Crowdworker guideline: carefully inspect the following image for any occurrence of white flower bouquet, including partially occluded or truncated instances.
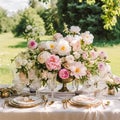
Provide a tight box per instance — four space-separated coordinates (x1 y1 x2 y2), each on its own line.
13 26 110 91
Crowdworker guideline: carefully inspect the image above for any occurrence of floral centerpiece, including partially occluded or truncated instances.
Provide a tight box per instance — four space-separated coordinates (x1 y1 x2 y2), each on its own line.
13 26 110 92
106 75 120 95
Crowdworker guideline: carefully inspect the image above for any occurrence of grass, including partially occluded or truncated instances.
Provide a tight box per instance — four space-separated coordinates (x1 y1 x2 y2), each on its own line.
0 32 120 84
0 32 52 84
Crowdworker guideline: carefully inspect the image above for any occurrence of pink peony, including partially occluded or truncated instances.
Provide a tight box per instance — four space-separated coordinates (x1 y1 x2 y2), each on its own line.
53 33 63 40
98 62 106 71
82 52 88 60
28 40 38 49
59 69 70 79
90 50 98 60
114 76 120 84
46 55 61 71
99 51 107 59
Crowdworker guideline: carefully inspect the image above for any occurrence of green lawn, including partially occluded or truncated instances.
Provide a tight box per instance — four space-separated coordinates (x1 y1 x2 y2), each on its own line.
0 32 120 84
98 46 120 76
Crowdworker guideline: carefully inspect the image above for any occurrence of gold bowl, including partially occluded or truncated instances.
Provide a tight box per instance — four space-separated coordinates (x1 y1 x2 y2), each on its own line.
57 76 74 92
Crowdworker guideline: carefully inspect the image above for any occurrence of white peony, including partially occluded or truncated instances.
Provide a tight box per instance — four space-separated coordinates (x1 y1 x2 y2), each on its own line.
70 26 81 34
65 55 75 64
37 51 51 64
81 31 94 44
56 39 71 56
45 41 56 52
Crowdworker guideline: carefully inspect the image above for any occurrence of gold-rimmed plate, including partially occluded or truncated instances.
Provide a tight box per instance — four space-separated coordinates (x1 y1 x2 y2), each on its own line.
69 95 101 107
8 96 42 108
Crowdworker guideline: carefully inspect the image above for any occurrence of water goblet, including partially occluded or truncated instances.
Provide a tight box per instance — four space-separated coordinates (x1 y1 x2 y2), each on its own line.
47 76 57 101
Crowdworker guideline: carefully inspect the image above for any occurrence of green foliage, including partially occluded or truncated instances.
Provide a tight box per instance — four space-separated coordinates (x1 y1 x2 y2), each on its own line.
0 7 13 33
38 0 49 3
12 7 46 41
112 18 120 39
57 0 120 40
41 8 58 35
29 0 39 8
79 0 120 30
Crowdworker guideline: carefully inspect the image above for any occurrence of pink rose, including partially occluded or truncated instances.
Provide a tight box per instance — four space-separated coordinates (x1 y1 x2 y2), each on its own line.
46 55 61 71
59 69 70 79
27 40 38 49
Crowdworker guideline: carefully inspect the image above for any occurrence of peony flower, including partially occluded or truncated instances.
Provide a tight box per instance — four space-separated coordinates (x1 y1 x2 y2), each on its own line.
98 62 106 71
45 41 56 52
82 51 88 60
71 39 81 52
56 39 71 56
59 68 70 79
38 41 46 50
73 52 81 59
70 26 81 34
70 62 87 79
46 55 61 71
27 40 38 49
65 55 74 64
65 35 74 43
114 76 120 84
53 33 63 40
99 51 108 59
81 31 94 44
89 50 98 60
37 51 51 64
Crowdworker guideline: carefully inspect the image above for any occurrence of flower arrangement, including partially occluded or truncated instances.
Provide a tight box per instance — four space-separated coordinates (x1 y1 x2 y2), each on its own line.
106 75 120 92
13 26 110 91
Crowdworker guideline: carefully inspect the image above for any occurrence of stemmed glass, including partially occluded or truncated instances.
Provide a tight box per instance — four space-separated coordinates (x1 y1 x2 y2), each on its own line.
47 74 57 101
72 79 80 95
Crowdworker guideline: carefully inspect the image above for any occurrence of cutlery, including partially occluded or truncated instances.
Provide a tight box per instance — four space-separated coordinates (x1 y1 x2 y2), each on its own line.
3 99 9 109
44 99 48 108
48 101 54 106
62 99 69 109
62 99 66 109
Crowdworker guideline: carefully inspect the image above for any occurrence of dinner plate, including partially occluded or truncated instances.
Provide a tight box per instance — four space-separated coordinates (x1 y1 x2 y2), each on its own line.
69 95 101 107
8 96 42 108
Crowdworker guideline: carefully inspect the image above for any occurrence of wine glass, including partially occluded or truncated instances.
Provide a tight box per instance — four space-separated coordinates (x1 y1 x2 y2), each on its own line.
72 79 80 95
47 75 57 101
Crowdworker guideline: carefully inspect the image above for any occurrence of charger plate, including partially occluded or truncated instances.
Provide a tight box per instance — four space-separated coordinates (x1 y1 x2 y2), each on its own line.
69 95 101 107
8 96 41 108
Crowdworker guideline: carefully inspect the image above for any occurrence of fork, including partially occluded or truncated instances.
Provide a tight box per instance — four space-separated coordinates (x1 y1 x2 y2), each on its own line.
2 99 9 109
62 99 69 109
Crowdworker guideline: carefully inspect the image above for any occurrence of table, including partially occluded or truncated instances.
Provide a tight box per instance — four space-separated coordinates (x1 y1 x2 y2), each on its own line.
0 92 120 120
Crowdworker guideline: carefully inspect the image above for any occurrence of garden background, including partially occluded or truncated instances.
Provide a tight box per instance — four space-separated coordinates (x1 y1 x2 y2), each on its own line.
0 0 120 84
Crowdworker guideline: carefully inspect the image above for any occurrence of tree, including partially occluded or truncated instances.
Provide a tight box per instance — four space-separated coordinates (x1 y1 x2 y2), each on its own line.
57 0 120 40
0 7 12 33
12 7 45 41
29 0 39 8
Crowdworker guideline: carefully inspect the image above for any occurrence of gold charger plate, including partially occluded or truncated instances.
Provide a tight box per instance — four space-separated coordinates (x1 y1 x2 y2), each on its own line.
8 96 41 108
69 95 102 108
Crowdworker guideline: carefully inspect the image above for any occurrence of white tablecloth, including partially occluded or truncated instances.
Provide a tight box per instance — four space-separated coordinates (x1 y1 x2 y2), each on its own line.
0 92 120 120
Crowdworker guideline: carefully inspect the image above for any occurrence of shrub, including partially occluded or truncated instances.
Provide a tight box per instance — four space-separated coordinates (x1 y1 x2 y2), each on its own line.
13 7 46 41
